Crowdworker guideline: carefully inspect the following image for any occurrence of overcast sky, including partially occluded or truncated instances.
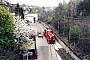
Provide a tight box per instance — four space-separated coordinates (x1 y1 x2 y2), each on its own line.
9 0 70 7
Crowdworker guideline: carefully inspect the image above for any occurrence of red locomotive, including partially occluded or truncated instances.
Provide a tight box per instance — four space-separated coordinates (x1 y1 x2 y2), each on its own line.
44 28 56 44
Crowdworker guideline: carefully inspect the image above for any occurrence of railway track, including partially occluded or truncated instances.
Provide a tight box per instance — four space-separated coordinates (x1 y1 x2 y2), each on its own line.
40 22 71 60
49 44 58 60
51 42 69 60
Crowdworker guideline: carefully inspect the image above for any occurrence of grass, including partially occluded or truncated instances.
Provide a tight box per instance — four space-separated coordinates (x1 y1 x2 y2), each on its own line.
48 24 75 60
63 49 75 60
44 23 75 60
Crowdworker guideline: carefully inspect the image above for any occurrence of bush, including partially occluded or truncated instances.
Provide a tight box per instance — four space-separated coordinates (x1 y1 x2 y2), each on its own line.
69 25 81 42
0 6 15 49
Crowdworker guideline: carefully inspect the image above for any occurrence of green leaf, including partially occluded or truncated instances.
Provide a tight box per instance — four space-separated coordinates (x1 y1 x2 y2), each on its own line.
0 6 15 48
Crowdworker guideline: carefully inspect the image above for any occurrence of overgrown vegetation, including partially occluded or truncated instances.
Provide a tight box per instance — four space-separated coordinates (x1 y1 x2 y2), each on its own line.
0 6 15 52
39 0 90 59
69 25 81 46
63 49 74 60
15 3 24 19
76 0 90 16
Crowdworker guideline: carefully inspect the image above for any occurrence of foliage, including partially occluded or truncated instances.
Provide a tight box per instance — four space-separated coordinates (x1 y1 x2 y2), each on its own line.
40 3 69 36
39 0 90 58
76 0 90 16
69 25 81 42
19 7 24 19
15 4 20 16
0 6 15 49
15 3 24 19
87 30 90 40
43 17 51 24
63 49 74 60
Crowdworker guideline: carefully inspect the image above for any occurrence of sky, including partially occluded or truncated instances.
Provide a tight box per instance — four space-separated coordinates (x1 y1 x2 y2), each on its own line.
9 0 70 7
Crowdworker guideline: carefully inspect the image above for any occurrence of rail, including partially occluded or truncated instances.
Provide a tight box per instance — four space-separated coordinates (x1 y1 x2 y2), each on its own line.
40 21 81 60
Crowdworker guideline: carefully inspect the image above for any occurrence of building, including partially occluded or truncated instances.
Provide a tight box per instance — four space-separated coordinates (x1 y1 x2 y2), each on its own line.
0 1 11 10
10 4 17 13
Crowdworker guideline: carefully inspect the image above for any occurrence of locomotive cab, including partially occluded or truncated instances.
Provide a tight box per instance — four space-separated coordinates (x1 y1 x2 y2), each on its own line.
45 29 56 44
